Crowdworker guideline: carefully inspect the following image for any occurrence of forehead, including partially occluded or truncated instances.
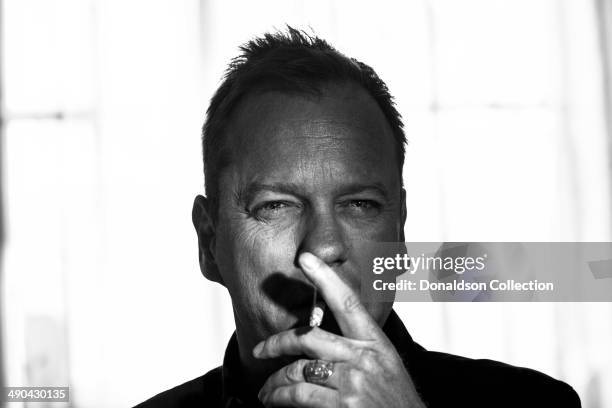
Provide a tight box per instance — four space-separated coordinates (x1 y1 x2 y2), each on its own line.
223 84 400 191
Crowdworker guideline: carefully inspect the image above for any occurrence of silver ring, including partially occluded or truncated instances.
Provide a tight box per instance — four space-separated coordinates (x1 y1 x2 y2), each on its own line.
303 359 334 385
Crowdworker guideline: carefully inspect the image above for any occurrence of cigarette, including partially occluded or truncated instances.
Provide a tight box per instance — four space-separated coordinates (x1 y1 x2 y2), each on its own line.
309 289 325 327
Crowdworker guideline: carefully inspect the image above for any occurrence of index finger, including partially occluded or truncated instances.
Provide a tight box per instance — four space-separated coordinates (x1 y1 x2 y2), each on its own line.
298 252 386 342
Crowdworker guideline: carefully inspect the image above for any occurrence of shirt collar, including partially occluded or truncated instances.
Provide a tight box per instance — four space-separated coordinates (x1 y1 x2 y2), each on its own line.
220 309 418 407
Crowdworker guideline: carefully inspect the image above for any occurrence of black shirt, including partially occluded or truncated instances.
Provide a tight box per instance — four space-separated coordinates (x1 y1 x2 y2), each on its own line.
135 310 581 407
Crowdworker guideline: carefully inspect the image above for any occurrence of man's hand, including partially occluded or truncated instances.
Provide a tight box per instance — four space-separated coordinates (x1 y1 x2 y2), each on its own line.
253 252 426 408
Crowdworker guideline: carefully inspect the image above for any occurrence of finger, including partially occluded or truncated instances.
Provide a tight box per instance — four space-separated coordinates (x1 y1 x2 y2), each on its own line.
299 252 386 342
253 326 360 360
259 359 350 394
259 382 338 408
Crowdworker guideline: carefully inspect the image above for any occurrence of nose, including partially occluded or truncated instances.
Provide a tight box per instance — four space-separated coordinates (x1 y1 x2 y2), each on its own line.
298 209 349 268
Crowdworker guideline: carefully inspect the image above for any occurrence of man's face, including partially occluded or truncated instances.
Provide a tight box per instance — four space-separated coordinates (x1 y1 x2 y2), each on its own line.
210 84 405 345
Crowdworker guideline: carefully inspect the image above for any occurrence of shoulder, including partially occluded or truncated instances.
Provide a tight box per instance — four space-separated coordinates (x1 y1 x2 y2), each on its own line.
411 349 581 408
133 366 223 408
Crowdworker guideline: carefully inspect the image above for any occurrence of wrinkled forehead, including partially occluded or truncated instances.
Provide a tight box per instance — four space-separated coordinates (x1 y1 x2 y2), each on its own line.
227 84 393 140
223 86 400 181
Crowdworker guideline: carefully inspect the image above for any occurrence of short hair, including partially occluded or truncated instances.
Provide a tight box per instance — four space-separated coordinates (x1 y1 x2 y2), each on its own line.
202 26 406 217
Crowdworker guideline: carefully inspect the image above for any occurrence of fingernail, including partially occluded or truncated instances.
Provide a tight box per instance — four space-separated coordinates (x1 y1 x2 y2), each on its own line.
253 342 263 357
300 252 318 270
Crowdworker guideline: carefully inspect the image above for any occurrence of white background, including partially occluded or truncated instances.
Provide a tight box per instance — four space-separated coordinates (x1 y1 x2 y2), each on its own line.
2 0 612 407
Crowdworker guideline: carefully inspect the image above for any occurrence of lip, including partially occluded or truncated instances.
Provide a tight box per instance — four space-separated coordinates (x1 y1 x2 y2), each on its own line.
261 272 315 311
258 272 342 332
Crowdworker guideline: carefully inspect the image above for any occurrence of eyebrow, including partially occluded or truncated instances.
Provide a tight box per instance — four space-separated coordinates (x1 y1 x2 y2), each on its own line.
236 181 390 206
337 182 389 200
236 182 305 206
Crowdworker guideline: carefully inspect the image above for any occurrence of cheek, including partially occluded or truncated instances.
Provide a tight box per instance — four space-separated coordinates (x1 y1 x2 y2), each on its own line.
344 212 401 244
216 221 303 335
215 218 299 302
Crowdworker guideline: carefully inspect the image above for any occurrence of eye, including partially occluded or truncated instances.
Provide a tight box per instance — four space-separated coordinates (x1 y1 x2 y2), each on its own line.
341 199 382 217
349 200 378 209
250 200 300 221
261 201 287 211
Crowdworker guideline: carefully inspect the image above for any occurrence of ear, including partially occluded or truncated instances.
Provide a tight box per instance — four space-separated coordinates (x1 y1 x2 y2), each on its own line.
399 187 407 242
192 195 224 285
